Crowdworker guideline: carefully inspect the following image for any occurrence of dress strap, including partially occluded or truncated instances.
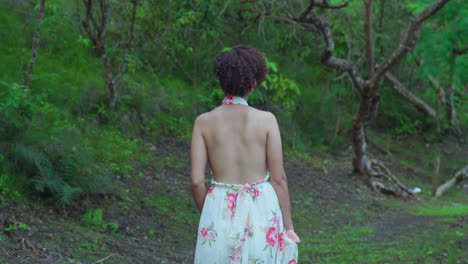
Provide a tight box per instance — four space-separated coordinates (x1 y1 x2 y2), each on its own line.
211 173 270 189
222 96 248 106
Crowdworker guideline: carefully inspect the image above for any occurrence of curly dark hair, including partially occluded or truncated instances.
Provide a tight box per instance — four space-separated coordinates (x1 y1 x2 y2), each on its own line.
214 45 268 97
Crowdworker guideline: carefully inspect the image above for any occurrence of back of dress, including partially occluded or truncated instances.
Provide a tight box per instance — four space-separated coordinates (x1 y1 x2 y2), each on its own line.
193 101 298 264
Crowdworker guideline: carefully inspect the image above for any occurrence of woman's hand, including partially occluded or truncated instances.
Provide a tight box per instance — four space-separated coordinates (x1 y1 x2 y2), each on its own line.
285 229 301 244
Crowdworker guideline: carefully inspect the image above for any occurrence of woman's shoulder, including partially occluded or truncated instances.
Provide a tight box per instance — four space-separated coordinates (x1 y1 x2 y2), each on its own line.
248 107 277 121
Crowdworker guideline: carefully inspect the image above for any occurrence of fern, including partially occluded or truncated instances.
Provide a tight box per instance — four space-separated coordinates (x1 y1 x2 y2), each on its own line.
0 142 109 206
56 183 82 207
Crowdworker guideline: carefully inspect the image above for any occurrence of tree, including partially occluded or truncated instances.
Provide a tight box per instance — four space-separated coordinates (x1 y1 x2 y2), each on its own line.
383 1 467 141
78 0 116 109
243 0 452 197
303 0 453 197
23 0 46 87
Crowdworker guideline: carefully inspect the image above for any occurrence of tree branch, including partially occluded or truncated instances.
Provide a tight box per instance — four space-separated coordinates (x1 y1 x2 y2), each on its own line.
385 72 437 118
376 0 386 57
98 0 109 44
296 11 364 92
373 0 450 83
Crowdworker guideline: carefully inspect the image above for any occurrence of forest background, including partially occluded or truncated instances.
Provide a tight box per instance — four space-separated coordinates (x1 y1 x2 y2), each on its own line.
0 0 467 263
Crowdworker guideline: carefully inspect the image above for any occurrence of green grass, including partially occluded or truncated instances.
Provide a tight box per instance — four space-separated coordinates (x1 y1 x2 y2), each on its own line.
298 219 467 263
415 204 468 217
296 189 468 263
145 193 199 246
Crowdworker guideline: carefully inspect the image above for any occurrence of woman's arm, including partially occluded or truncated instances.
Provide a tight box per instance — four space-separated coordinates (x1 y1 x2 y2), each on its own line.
190 115 208 212
266 113 300 243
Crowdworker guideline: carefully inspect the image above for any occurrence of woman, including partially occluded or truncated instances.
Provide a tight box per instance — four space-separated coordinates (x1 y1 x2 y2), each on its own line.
191 45 300 263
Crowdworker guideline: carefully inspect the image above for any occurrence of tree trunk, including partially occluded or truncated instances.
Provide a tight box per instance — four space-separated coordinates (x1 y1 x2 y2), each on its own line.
364 0 375 78
120 0 138 75
352 91 373 174
433 165 468 198
80 0 116 109
23 0 46 87
446 52 463 139
102 51 116 109
432 150 440 195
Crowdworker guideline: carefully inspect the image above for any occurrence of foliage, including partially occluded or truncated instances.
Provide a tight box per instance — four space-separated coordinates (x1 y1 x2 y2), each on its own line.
262 59 301 113
82 208 120 233
0 81 40 140
410 1 468 128
0 173 22 204
0 142 109 207
91 128 148 177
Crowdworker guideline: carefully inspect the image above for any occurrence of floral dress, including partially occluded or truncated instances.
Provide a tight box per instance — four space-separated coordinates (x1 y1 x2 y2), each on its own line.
194 175 298 263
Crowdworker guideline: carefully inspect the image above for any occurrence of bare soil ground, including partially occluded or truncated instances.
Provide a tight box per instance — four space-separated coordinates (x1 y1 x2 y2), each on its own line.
0 137 466 263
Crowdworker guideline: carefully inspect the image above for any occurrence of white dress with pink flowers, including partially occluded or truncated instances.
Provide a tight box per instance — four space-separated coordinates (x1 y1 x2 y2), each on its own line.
194 175 298 263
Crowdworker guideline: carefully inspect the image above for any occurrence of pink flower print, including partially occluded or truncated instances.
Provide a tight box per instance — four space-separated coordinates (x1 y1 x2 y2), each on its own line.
230 248 241 262
253 188 260 199
273 215 280 226
200 222 217 247
288 260 297 264
227 192 238 219
207 185 215 194
278 232 285 252
222 96 234 105
265 227 277 247
208 230 217 240
200 227 209 238
244 223 253 237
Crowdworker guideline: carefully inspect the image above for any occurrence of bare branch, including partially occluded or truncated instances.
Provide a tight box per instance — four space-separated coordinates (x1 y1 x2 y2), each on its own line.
373 0 450 83
83 0 99 32
296 11 364 92
81 0 99 49
385 72 437 118
427 75 446 104
98 0 109 43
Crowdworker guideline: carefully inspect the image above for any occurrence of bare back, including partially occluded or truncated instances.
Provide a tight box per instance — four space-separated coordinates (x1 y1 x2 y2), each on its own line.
199 105 271 184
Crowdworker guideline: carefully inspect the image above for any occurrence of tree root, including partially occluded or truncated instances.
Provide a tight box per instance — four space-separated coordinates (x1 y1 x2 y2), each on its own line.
363 158 416 199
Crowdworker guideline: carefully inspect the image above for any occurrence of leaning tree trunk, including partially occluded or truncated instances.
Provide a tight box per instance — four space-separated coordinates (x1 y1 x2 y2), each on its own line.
434 165 468 198
23 0 46 87
385 72 437 119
